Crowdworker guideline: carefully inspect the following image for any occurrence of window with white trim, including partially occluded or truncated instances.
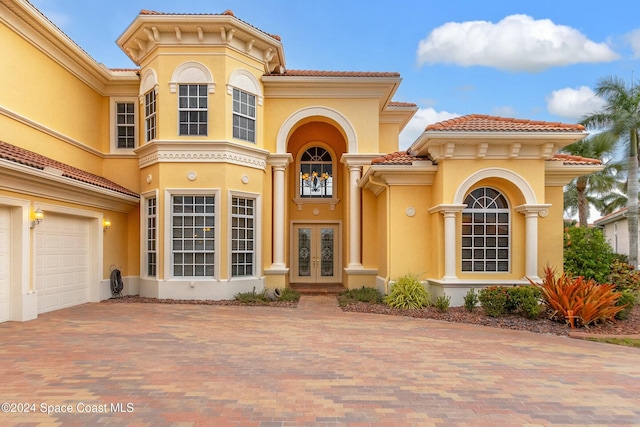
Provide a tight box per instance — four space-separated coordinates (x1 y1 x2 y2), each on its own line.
232 88 256 143
231 196 255 277
146 197 157 277
461 187 510 272
145 90 157 142
115 102 136 148
179 84 207 136
172 195 215 277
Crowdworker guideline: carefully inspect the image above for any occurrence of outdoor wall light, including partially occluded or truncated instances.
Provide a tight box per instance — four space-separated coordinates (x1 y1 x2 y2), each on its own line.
103 218 111 231
30 208 44 228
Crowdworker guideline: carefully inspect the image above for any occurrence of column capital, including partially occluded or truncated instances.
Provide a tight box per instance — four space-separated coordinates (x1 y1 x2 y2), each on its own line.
428 204 467 215
340 153 381 167
515 204 552 217
267 153 293 169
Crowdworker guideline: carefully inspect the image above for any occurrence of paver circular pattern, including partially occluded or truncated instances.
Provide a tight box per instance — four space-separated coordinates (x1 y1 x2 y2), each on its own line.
1 295 639 426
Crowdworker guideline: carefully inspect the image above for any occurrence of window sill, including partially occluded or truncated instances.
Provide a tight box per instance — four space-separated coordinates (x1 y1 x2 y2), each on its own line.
292 197 340 211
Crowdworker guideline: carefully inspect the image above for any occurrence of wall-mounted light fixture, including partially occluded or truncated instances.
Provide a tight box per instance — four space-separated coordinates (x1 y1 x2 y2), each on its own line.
103 218 111 231
31 208 44 228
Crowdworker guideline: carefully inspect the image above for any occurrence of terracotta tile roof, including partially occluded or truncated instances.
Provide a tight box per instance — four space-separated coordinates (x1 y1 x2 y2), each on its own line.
371 151 600 166
138 9 281 41
371 151 435 165
425 114 585 132
388 101 418 108
549 153 602 165
109 68 140 73
0 141 139 198
275 69 401 78
594 207 627 224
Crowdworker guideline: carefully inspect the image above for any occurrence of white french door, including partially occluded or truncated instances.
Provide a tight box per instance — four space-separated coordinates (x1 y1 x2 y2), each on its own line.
292 224 340 283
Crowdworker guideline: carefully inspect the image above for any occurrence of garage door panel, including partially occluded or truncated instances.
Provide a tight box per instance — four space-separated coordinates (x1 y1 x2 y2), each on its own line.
36 213 90 314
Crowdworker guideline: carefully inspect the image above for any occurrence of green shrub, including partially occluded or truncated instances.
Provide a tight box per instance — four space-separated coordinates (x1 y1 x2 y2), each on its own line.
608 260 640 293
463 288 479 312
234 289 268 304
507 286 543 319
478 286 510 317
338 286 382 306
278 287 300 302
564 225 616 284
434 294 451 312
615 289 638 320
384 274 431 309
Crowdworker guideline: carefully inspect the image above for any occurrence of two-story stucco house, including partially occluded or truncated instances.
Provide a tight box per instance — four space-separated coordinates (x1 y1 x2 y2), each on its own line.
0 0 602 322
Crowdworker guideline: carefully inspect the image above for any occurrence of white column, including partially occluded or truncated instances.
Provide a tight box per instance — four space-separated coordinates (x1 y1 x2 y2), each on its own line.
429 204 466 281
267 154 292 271
347 164 363 269
515 204 550 281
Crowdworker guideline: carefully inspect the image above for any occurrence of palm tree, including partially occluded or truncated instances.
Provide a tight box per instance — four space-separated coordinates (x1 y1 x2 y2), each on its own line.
563 132 623 226
581 76 640 266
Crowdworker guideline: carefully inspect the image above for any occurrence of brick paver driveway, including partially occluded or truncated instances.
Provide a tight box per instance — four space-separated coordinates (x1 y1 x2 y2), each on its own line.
1 295 639 426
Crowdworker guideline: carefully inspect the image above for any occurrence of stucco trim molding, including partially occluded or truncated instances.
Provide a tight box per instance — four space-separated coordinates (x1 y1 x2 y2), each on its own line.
453 168 537 205
276 106 358 153
136 140 270 170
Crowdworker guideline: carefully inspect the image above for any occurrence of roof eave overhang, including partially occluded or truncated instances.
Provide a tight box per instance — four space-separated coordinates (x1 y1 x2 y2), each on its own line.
545 161 604 186
0 159 139 212
360 164 439 196
1 0 139 96
263 75 402 110
116 13 285 70
410 130 589 161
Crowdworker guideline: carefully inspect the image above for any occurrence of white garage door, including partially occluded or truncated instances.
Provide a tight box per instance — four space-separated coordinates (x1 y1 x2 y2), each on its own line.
0 207 10 323
35 212 90 313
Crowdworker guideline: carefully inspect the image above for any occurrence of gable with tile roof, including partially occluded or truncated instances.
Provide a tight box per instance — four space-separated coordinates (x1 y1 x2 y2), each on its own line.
0 0 603 321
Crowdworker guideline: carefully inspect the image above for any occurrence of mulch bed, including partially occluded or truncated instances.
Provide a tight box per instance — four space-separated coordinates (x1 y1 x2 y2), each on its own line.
103 295 640 337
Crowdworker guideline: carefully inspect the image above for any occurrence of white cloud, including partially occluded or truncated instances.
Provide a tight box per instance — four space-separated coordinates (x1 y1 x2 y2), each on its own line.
399 108 460 150
626 29 640 58
417 14 618 72
546 86 607 121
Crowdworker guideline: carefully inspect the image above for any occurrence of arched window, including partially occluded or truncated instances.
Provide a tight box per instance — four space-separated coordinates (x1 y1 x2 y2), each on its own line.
299 147 333 198
461 187 510 272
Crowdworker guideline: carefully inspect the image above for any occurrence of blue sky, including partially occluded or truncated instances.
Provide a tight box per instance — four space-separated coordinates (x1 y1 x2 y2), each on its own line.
31 0 640 150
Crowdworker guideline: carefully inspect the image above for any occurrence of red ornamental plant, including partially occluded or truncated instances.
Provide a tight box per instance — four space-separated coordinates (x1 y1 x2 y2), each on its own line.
529 267 624 328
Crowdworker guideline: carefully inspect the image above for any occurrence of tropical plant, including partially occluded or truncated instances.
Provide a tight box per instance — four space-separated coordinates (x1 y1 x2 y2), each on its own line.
384 274 431 309
581 76 640 266
562 132 623 226
530 267 623 328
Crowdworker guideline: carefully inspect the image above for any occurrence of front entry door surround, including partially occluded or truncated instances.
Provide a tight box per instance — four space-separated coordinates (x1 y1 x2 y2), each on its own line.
292 223 340 283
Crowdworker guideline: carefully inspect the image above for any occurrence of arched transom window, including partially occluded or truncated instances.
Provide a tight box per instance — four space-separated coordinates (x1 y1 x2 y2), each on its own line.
299 147 333 198
461 187 510 272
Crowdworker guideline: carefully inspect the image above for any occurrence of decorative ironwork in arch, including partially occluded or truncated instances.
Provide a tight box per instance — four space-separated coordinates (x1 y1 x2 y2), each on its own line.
299 147 333 198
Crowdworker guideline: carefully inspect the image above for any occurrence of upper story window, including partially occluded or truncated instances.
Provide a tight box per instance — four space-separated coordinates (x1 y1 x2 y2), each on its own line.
461 187 510 272
116 102 136 148
109 98 137 152
179 84 208 136
232 88 256 143
299 147 333 198
145 90 157 142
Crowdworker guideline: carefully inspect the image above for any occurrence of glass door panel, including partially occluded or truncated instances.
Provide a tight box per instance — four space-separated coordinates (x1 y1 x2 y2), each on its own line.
292 224 339 283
